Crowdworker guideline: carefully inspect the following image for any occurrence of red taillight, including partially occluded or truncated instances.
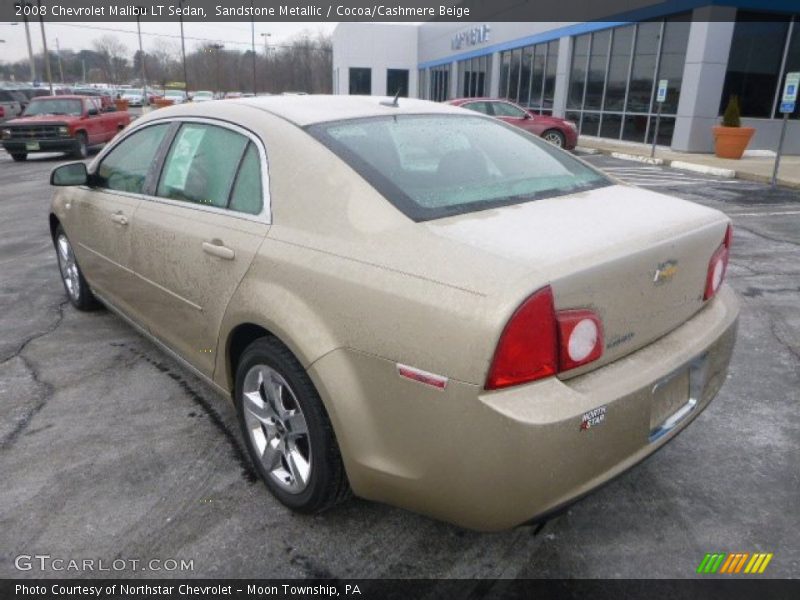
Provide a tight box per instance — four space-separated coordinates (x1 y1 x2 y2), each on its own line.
485 287 604 390
704 224 733 300
485 286 558 390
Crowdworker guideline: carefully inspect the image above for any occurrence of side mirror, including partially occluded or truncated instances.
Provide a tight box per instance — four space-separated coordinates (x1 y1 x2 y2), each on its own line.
51 162 88 186
523 112 533 120
87 108 99 116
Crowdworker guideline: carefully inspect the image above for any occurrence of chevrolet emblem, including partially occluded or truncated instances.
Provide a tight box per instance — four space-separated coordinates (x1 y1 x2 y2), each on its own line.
654 260 679 284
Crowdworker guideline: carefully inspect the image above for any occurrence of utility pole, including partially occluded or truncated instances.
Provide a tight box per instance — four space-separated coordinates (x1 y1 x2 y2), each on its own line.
178 0 188 94
250 1 257 95
55 37 64 83
36 0 53 94
15 11 37 82
136 12 149 106
260 32 271 92
210 43 224 96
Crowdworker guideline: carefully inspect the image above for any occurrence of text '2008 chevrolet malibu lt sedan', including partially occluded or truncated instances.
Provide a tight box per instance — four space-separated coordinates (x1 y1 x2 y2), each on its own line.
48 95 738 531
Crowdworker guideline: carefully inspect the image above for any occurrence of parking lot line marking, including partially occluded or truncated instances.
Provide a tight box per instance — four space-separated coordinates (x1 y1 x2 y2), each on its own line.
729 210 800 217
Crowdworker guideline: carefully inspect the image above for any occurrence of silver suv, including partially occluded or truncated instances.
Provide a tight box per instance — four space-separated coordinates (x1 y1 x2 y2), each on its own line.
0 90 23 123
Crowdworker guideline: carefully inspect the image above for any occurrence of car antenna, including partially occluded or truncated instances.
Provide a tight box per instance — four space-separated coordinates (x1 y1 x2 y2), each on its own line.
380 88 401 107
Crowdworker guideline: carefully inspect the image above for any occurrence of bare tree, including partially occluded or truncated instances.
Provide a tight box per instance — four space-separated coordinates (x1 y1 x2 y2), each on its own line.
93 36 129 85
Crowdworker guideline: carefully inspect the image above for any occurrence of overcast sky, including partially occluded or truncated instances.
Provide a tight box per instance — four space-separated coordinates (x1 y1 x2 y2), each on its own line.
0 21 337 63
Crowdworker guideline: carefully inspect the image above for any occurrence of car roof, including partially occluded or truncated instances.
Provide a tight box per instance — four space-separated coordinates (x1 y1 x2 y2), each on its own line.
235 94 467 126
29 95 87 100
449 97 515 105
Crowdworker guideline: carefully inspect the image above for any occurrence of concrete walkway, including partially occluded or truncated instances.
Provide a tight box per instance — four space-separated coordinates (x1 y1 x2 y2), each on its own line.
577 135 800 189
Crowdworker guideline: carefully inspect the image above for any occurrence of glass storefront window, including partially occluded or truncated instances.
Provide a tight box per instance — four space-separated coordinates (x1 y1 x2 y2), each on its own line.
627 21 661 114
777 20 800 119
427 64 451 102
568 34 590 109
456 55 490 98
544 41 559 110
654 15 691 113
722 12 792 118
567 15 690 145
586 30 611 110
349 68 372 95
499 40 560 114
605 26 634 111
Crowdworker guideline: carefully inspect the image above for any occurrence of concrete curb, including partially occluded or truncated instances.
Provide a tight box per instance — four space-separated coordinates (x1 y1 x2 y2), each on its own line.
610 152 664 165
670 160 736 179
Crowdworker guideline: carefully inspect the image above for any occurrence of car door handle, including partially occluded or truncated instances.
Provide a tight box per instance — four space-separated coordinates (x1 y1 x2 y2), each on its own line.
110 212 128 226
202 240 235 260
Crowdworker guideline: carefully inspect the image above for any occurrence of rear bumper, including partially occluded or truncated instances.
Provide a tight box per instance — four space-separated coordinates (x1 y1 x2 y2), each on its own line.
2 138 78 154
309 285 739 531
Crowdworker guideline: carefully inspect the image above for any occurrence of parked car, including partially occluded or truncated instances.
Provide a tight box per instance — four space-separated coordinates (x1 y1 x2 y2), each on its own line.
2 88 31 111
163 90 188 104
47 96 738 531
224 92 243 99
0 89 23 123
73 88 116 112
121 89 146 106
1 95 130 161
448 97 578 149
191 90 214 103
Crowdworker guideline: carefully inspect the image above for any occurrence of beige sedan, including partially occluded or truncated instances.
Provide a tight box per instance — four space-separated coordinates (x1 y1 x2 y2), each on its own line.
48 96 738 531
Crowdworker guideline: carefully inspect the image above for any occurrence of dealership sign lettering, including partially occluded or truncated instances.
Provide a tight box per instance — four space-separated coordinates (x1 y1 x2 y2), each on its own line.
452 24 491 50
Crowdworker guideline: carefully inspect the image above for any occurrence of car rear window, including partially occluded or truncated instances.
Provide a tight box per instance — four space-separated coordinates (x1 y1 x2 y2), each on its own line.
308 115 609 221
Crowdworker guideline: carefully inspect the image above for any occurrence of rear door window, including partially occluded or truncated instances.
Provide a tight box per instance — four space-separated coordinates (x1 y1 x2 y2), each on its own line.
229 143 264 215
156 123 248 209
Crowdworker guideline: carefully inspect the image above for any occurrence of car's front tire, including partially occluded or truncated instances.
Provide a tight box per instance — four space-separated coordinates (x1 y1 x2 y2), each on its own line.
54 225 98 311
10 153 27 162
235 337 350 513
72 132 89 159
542 129 566 148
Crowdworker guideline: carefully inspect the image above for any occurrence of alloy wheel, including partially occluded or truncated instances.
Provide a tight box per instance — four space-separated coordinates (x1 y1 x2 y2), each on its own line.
56 234 81 302
242 364 312 494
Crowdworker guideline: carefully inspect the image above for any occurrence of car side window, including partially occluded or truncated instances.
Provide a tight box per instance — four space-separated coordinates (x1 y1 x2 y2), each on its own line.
491 102 528 118
95 124 170 194
229 143 264 215
462 101 490 115
156 123 248 209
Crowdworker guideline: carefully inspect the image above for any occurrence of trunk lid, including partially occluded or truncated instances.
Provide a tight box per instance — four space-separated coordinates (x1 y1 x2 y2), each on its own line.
424 184 730 374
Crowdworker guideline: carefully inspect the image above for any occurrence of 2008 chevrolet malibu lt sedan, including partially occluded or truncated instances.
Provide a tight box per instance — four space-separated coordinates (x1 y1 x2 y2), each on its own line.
48 95 738 531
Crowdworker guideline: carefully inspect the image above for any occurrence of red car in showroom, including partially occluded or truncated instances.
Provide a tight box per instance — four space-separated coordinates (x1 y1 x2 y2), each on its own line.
448 98 578 150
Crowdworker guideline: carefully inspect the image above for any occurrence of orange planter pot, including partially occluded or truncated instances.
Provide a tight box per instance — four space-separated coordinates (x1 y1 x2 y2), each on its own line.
153 98 175 109
114 99 129 112
713 126 755 159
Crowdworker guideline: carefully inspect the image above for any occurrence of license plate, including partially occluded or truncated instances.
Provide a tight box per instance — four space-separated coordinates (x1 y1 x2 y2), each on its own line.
650 369 690 433
25 141 40 151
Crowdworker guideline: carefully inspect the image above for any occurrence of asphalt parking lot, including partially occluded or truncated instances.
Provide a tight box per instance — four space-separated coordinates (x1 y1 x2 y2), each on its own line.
0 148 798 580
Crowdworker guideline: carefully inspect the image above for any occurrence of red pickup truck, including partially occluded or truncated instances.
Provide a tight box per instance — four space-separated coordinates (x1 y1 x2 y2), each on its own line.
1 95 131 162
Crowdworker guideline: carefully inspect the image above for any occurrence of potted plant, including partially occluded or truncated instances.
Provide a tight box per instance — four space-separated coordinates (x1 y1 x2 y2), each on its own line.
713 96 755 159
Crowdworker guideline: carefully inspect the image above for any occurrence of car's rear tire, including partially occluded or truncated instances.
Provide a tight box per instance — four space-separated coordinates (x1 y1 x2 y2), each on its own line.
72 132 88 159
235 337 350 513
11 153 27 162
542 129 566 148
54 225 98 311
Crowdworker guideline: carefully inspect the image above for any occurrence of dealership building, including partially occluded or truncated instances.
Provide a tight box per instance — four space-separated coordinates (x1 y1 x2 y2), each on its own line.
332 2 800 153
